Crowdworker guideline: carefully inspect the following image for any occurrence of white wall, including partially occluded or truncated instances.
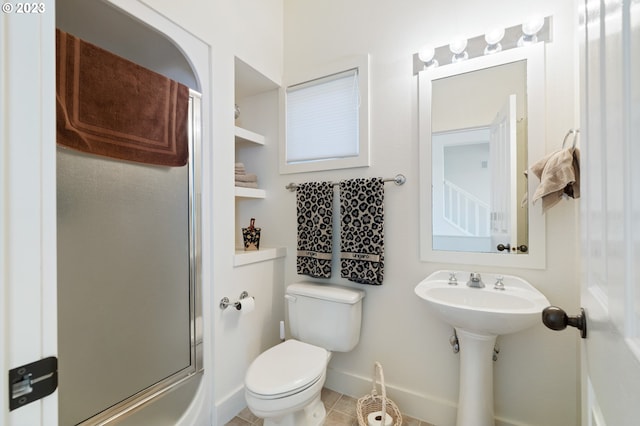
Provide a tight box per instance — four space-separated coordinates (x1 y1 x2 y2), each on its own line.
279 1 581 426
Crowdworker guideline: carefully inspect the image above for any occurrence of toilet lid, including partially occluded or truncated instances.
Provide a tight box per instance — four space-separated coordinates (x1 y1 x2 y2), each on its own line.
245 339 327 398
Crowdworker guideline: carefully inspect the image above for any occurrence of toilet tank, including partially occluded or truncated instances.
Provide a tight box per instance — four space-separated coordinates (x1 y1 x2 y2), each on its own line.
286 282 365 352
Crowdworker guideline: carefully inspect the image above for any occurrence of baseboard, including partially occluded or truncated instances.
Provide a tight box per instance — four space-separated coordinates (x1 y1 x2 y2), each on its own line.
215 384 246 425
325 367 529 426
325 366 457 426
215 369 529 426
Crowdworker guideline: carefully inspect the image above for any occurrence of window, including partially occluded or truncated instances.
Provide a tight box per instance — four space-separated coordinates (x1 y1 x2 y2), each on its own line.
280 56 370 173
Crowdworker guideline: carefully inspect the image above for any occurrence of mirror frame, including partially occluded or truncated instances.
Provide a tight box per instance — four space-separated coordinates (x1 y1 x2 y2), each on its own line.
419 42 546 269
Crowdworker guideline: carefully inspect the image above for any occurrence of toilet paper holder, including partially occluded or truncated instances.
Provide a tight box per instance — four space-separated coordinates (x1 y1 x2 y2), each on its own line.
220 291 251 310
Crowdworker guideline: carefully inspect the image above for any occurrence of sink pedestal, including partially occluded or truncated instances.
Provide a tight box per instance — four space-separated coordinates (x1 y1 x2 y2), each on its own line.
455 329 497 426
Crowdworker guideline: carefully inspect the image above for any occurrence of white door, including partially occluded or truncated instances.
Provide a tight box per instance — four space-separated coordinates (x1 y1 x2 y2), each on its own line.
578 0 640 425
489 94 517 252
1 2 58 425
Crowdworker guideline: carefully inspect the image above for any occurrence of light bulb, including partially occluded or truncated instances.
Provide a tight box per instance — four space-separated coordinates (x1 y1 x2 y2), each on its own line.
449 37 468 63
449 38 468 55
484 27 505 55
518 16 545 47
522 16 545 36
418 46 435 63
418 46 439 68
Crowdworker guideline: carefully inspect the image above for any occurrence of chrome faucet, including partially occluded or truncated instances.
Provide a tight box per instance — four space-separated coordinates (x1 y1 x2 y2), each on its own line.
467 272 484 288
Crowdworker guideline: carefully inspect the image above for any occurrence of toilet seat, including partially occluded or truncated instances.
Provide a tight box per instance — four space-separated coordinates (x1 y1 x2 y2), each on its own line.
245 339 328 399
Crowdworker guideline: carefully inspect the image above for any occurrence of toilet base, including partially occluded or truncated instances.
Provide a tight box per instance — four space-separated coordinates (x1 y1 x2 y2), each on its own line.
262 394 325 426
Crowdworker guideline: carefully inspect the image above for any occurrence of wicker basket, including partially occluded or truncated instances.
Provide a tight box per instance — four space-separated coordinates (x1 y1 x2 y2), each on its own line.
356 362 403 426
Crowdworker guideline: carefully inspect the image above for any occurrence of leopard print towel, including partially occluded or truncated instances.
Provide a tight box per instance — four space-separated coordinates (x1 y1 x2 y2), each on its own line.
339 178 385 285
296 181 334 278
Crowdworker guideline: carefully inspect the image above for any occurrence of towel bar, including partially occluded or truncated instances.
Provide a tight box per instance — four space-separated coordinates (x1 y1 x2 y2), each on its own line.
285 173 406 192
562 129 579 149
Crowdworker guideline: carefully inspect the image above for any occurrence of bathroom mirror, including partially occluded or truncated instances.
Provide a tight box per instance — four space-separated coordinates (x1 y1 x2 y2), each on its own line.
419 43 546 268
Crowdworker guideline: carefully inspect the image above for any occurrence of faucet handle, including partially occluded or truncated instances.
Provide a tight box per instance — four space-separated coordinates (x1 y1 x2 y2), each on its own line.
448 272 458 285
494 276 505 290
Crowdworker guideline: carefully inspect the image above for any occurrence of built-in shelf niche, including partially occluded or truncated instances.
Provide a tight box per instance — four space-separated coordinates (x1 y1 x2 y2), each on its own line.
233 247 287 267
234 126 266 198
234 186 266 199
234 56 283 264
235 126 265 145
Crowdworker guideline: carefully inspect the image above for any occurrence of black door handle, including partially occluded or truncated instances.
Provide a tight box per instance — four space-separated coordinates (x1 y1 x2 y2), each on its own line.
542 306 587 339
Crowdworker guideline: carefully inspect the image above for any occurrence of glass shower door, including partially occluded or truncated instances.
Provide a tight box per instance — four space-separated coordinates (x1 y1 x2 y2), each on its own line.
57 93 202 426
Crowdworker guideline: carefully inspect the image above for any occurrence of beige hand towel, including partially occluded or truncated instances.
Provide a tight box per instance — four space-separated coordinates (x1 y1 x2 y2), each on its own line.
531 147 580 212
235 162 246 174
235 173 258 183
235 181 259 189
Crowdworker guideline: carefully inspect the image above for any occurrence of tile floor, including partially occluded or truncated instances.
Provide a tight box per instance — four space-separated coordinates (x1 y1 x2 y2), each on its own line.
224 387 435 426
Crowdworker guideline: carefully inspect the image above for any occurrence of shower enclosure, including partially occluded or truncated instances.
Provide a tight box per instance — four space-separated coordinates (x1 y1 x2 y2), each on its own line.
56 1 203 424
56 91 202 425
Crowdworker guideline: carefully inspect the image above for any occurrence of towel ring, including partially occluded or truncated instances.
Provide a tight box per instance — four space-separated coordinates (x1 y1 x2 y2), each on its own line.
562 129 579 149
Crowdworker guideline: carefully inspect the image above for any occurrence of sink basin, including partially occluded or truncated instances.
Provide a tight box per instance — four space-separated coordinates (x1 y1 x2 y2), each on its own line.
414 270 549 336
415 270 549 426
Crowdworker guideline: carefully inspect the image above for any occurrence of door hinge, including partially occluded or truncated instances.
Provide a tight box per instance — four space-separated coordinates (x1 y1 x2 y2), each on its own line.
8 356 58 411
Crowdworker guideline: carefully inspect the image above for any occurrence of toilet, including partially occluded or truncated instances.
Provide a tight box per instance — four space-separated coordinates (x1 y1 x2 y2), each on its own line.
245 282 365 426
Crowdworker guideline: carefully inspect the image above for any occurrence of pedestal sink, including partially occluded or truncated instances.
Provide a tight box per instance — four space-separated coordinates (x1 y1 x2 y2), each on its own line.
414 270 549 426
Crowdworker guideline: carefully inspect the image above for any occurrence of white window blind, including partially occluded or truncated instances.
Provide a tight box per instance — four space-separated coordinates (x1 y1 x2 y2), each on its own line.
285 68 359 164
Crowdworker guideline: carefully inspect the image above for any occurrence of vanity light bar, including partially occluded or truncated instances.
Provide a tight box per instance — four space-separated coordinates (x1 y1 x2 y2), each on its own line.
412 16 552 75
